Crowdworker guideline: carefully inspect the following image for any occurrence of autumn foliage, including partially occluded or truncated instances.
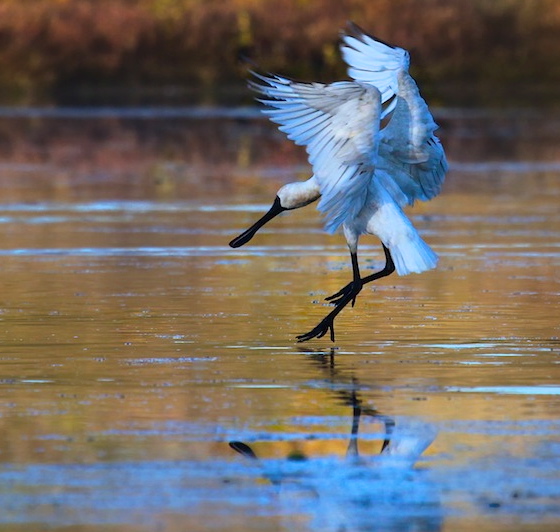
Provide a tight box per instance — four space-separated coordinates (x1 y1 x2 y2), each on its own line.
0 0 559 100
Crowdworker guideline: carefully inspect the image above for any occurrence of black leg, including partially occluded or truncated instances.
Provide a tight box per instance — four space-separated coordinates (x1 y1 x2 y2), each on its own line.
325 244 395 306
296 250 363 343
380 417 396 453
346 388 362 458
295 279 359 342
296 245 395 343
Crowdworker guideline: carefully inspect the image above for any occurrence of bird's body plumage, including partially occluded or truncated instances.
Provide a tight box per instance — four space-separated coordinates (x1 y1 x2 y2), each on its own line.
230 23 448 342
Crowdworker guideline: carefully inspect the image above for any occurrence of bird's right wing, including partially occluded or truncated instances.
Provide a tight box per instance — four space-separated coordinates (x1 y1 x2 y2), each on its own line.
250 73 382 232
340 23 409 117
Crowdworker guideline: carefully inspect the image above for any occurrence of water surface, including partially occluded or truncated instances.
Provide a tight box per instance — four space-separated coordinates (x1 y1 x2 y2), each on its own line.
0 108 559 531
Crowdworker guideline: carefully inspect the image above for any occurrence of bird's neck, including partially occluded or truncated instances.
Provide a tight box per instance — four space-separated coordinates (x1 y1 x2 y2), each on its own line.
279 177 321 210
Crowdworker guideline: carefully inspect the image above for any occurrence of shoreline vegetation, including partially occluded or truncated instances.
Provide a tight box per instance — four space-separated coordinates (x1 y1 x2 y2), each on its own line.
1 0 560 106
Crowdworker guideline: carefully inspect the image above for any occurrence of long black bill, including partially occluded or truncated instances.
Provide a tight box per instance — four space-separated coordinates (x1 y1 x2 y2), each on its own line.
229 196 285 248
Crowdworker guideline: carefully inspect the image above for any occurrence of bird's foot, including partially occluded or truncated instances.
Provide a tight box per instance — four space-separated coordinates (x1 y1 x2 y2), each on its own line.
325 279 363 307
297 285 361 343
298 279 364 343
296 314 336 343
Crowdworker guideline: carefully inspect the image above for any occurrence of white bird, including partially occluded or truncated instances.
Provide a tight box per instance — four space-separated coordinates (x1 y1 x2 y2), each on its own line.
230 23 448 342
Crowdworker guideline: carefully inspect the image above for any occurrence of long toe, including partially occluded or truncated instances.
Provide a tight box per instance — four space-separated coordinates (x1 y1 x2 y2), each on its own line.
296 319 335 343
325 281 362 307
325 283 352 304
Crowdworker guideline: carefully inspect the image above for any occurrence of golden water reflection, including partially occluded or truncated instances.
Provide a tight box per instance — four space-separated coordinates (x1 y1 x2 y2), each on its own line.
0 109 558 530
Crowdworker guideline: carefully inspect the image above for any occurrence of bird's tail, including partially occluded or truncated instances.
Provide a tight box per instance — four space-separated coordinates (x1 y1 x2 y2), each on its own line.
389 229 438 276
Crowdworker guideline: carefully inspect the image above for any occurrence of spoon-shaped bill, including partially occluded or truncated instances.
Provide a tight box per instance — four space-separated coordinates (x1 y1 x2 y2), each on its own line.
229 196 286 248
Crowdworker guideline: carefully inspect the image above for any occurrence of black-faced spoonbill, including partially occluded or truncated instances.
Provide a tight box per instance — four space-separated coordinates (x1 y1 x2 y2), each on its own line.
229 23 447 342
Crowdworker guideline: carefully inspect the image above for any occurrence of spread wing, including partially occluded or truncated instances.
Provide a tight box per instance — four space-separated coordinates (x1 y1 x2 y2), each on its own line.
250 24 447 231
341 23 447 206
250 73 382 232
376 71 447 206
340 22 409 117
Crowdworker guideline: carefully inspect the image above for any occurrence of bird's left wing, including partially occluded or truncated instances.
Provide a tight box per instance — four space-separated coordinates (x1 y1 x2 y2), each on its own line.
377 71 447 205
250 73 382 232
340 23 447 206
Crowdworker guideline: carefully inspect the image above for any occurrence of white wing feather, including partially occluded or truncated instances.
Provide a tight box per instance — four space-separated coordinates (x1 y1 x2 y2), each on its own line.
250 24 447 232
377 71 447 205
251 73 382 232
340 23 409 116
341 24 446 206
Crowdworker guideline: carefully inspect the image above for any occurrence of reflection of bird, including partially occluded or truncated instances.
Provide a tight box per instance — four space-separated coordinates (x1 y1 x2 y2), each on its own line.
230 350 440 531
229 23 447 343
230 394 433 465
231 347 435 466
303 349 395 456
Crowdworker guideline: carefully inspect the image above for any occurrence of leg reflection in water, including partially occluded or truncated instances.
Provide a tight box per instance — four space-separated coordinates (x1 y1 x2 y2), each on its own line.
229 349 441 531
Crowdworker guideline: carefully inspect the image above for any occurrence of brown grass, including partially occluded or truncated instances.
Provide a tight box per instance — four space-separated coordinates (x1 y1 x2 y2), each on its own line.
0 0 559 101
